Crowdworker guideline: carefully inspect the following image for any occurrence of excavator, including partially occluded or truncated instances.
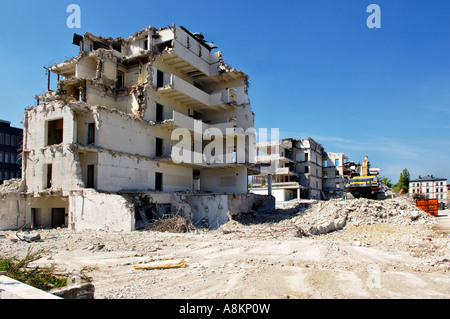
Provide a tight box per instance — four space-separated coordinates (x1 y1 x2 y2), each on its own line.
347 155 384 200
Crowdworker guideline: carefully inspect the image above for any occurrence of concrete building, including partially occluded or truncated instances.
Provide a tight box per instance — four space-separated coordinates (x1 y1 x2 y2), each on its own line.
409 175 447 202
282 138 325 200
322 152 348 199
0 120 22 184
0 24 273 232
251 137 348 201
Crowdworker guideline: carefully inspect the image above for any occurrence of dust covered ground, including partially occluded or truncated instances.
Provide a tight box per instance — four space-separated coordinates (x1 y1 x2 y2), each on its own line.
1 196 449 299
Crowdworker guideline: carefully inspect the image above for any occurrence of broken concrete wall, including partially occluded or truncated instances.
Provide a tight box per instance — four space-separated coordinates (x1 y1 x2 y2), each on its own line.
1 188 134 232
0 193 27 230
124 191 275 230
322 152 346 199
86 85 124 112
173 192 275 229
23 102 84 193
180 193 229 229
95 152 192 192
75 103 174 158
228 193 275 218
24 145 84 193
69 189 135 232
144 89 191 123
94 109 174 157
1 189 274 232
76 112 96 145
290 138 324 200
27 195 69 228
76 56 97 79
24 102 76 150
200 167 247 194
0 192 69 230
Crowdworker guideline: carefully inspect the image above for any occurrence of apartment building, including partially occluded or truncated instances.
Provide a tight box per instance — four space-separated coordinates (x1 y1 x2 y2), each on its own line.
409 175 447 202
0 120 22 184
284 138 325 199
322 152 348 198
0 24 272 232
251 137 348 201
251 141 302 201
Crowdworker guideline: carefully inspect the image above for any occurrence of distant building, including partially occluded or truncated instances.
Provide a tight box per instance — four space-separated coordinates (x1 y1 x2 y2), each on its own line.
251 138 349 201
409 175 447 202
322 152 348 199
0 120 22 184
251 141 303 202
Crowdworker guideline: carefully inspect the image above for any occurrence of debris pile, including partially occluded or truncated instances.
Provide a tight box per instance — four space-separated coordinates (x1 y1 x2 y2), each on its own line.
344 197 436 226
224 196 438 238
0 179 22 195
144 215 197 233
286 197 436 236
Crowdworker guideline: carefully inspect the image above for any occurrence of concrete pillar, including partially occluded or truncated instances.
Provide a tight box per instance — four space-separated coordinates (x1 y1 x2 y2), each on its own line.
297 187 301 200
268 174 272 196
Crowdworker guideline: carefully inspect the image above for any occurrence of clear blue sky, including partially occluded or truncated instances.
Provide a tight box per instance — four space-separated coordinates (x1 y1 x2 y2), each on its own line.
0 0 449 183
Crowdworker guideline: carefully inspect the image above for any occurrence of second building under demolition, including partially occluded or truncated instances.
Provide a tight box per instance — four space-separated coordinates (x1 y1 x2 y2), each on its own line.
250 138 376 201
0 24 273 232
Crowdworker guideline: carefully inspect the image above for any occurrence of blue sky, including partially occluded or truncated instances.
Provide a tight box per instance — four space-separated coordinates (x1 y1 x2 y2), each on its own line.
0 0 449 182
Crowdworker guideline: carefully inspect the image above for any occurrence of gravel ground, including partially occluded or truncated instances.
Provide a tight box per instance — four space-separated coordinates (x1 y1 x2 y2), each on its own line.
1 197 449 299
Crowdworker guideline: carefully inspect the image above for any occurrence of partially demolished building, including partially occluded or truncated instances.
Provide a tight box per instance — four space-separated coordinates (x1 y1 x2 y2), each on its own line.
322 152 348 199
251 141 302 202
251 138 350 201
0 24 272 232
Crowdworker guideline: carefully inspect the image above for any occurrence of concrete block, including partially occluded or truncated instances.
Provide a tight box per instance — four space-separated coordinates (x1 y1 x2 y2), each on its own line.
50 282 95 299
0 275 61 299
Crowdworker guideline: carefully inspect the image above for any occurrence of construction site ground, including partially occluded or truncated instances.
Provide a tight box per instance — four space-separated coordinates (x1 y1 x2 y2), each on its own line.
0 197 449 299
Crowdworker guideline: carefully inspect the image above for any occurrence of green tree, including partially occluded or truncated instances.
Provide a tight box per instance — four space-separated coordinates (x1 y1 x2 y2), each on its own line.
393 168 410 194
381 176 392 188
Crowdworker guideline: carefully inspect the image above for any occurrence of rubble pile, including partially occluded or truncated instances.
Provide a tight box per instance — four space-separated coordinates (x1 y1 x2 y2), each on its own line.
282 196 436 237
0 179 23 195
344 197 436 226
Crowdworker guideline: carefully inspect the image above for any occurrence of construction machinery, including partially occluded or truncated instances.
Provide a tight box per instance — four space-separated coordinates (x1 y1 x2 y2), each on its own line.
347 155 384 200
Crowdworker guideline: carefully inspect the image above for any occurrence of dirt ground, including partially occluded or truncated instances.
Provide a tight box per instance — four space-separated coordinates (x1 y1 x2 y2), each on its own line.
0 200 449 299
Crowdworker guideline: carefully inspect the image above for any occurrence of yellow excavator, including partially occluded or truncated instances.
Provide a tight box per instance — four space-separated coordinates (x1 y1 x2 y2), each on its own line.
347 155 383 199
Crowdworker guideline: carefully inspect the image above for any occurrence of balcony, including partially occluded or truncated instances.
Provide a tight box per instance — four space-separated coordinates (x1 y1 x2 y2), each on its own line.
171 111 235 135
169 147 253 170
251 181 302 190
48 57 77 78
158 43 213 78
156 74 238 112
256 154 293 164
275 167 298 176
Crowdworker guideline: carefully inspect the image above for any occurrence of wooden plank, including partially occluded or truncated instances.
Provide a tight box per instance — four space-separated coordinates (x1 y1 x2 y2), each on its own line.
134 259 187 270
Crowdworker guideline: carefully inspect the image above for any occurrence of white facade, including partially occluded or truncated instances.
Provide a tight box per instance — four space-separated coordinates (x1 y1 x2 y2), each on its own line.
251 141 301 202
409 175 447 202
288 138 325 200
251 138 352 201
31 24 256 194
323 152 347 198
